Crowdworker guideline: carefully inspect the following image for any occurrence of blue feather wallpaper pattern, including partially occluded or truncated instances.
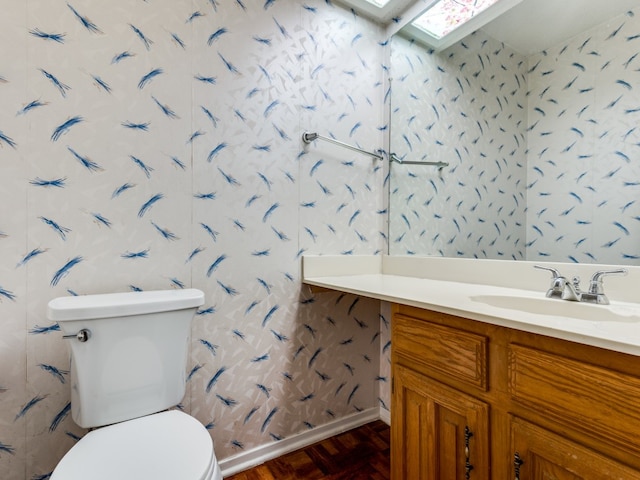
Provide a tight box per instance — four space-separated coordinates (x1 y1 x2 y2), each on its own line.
0 1 390 478
389 30 528 260
389 7 640 264
526 8 640 264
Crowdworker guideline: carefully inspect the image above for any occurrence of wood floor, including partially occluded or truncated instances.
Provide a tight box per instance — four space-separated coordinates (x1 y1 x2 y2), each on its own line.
225 420 390 480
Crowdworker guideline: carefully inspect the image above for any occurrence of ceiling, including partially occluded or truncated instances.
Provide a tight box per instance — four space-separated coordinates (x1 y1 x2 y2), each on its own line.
338 0 639 56
483 0 639 55
335 0 419 24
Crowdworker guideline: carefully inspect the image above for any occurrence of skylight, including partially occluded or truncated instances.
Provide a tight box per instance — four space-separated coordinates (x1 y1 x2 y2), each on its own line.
412 0 500 39
400 0 522 51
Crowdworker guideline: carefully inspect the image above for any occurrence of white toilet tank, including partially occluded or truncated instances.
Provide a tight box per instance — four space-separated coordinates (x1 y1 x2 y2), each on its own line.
47 289 205 428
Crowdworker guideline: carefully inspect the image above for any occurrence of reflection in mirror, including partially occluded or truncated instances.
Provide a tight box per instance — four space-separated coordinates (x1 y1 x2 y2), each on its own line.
389 1 640 265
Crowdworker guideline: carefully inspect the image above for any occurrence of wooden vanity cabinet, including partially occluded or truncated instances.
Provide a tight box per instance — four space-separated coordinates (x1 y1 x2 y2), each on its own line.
391 304 640 479
510 416 640 480
393 364 489 479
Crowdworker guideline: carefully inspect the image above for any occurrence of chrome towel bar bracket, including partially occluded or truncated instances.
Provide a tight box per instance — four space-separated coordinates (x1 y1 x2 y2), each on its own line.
390 152 449 170
302 131 384 161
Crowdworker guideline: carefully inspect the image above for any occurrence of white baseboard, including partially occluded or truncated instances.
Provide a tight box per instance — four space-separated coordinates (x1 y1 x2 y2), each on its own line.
379 406 391 426
219 407 382 477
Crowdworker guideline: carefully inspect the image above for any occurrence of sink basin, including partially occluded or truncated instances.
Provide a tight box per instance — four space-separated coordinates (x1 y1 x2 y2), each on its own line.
470 294 640 323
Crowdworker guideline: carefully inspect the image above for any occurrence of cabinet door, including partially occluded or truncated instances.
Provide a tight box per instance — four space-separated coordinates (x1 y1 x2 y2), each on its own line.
392 364 489 480
510 416 640 480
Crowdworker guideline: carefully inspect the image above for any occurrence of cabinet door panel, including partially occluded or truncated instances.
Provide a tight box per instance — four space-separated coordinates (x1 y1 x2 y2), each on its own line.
509 344 640 458
392 364 489 480
438 404 467 480
510 416 640 480
394 314 488 390
531 456 581 480
403 388 433 479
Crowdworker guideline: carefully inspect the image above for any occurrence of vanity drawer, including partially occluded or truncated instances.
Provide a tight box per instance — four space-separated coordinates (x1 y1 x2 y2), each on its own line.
393 313 488 390
509 344 640 457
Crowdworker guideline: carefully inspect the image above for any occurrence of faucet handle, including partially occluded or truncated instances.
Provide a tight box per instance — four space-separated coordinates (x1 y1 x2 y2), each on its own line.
580 268 628 304
534 265 561 278
534 265 566 298
588 269 628 295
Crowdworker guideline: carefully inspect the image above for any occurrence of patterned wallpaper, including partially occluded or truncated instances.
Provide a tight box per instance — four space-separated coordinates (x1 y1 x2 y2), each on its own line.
388 30 528 259
389 7 640 265
526 8 640 265
0 1 390 478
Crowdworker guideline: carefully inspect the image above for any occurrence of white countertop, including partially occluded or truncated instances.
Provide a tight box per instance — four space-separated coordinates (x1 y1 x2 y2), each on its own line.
302 255 640 356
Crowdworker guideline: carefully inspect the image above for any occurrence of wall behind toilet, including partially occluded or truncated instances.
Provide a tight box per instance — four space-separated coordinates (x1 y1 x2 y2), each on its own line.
0 1 389 478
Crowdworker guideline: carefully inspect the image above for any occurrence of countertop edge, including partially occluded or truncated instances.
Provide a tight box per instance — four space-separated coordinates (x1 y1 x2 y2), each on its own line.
303 274 640 357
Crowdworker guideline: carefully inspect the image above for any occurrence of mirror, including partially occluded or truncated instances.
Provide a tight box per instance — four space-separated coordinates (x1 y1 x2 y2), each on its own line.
388 0 640 265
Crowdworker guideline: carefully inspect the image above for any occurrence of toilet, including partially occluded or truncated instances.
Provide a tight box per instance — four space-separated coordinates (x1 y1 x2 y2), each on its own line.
47 288 222 480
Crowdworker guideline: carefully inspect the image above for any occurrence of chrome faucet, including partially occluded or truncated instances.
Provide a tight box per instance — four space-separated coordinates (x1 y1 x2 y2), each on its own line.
561 276 582 302
534 266 628 305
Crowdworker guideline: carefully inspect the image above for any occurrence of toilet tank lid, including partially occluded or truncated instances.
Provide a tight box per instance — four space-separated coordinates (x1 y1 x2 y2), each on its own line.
47 289 205 322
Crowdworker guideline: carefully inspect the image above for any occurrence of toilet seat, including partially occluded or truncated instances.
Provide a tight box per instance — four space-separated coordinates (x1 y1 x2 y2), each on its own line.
52 410 219 480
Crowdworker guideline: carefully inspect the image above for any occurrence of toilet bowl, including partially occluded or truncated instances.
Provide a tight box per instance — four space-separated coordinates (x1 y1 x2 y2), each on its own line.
52 411 222 480
47 289 222 480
